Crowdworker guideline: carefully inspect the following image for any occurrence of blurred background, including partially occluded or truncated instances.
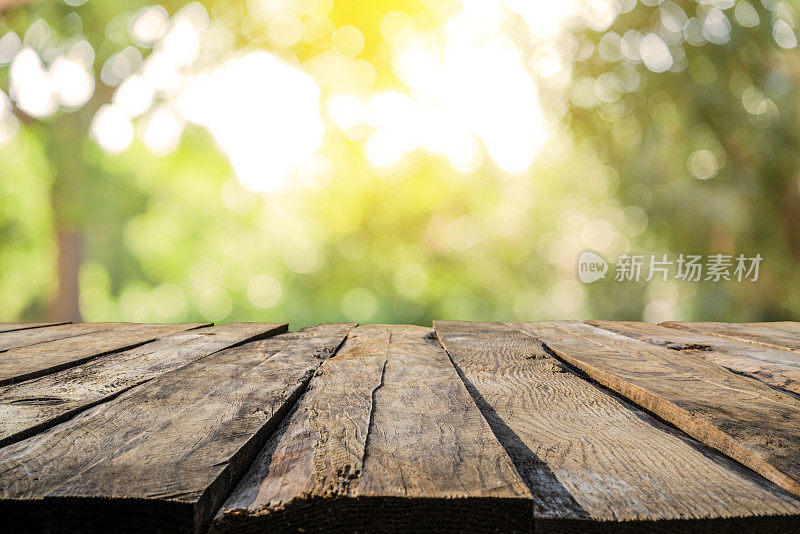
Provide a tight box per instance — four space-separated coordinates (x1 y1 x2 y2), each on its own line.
0 0 798 327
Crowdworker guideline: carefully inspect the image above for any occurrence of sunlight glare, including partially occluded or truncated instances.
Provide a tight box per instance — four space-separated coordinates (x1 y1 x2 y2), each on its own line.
67 39 96 69
247 273 282 308
0 32 21 65
142 104 184 155
176 52 325 192
159 18 201 68
141 53 182 92
385 24 548 173
91 104 135 153
101 47 143 87
332 25 365 57
364 91 419 168
113 75 155 117
50 57 94 108
352 0 573 174
504 0 581 39
130 6 170 46
327 93 365 130
639 33 673 72
9 47 57 118
773 20 798 49
580 0 620 32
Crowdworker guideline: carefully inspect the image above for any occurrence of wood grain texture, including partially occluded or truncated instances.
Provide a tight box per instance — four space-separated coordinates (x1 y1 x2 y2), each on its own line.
589 320 800 396
0 323 69 334
0 322 168 352
212 324 533 533
513 321 800 499
0 322 208 386
0 322 114 352
0 322 287 447
435 321 800 531
663 321 800 353
0 323 354 534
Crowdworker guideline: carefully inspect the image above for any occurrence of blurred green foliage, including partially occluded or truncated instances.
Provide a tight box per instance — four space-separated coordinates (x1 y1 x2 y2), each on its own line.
0 0 798 327
564 0 800 320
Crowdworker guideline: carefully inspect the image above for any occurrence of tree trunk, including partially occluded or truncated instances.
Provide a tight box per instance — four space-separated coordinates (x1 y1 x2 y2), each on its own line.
47 226 83 322
44 112 90 323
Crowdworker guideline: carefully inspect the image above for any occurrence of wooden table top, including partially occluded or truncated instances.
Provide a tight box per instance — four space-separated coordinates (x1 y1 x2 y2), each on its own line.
0 320 799 533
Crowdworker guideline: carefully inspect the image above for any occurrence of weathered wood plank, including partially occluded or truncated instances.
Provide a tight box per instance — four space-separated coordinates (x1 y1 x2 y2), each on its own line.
212 324 533 533
0 323 354 534
589 320 800 396
435 321 800 531
0 322 115 352
663 321 800 353
0 323 70 334
512 320 800 499
0 322 208 386
0 322 165 352
0 322 287 447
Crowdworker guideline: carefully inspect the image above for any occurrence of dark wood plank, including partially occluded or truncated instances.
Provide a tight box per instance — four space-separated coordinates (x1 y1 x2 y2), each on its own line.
512 320 800 499
663 321 800 353
0 322 208 386
0 322 287 447
0 323 354 534
0 323 70 334
589 320 800 396
435 321 800 531
212 324 533 533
